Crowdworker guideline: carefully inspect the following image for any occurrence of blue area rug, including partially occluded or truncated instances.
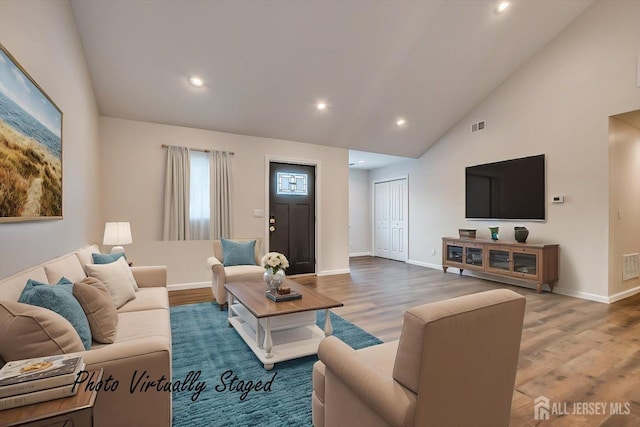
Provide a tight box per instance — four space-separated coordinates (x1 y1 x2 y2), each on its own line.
170 302 382 426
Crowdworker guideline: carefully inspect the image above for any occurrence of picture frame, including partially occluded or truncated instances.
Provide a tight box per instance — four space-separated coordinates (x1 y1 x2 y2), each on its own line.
0 43 63 222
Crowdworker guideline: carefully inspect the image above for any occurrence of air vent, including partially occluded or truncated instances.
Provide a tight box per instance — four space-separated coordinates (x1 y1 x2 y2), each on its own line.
623 253 640 281
471 120 486 133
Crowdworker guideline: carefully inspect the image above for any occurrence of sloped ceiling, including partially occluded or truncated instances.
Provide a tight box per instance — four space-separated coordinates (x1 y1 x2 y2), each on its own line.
71 0 593 158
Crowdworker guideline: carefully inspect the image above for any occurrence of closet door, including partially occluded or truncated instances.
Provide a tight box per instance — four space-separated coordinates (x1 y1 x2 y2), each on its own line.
374 182 390 258
389 179 408 261
374 178 408 261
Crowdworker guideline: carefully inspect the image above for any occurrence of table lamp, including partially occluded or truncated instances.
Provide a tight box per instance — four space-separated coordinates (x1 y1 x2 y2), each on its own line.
103 222 132 253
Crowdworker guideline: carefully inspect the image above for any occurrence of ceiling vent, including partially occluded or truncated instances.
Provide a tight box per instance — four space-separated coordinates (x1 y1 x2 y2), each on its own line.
471 120 486 133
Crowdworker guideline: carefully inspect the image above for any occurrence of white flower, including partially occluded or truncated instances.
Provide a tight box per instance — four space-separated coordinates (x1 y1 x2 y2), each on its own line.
261 252 289 272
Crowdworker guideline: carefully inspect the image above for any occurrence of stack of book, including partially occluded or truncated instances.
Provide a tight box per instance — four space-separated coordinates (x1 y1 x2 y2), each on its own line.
0 354 85 410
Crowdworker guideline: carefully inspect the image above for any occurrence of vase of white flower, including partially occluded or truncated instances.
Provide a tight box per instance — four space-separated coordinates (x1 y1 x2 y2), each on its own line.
261 252 289 294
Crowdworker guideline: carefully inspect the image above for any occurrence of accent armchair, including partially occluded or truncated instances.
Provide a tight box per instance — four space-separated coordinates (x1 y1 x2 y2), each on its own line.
206 238 264 309
312 289 526 427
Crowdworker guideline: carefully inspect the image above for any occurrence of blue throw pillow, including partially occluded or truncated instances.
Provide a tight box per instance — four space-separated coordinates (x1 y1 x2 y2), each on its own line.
221 239 257 267
92 252 126 264
19 277 92 350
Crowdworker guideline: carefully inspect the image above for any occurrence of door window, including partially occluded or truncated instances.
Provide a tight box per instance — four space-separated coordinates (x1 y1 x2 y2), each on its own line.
277 172 308 195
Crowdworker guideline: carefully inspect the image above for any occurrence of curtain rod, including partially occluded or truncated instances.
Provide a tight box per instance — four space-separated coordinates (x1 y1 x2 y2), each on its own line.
161 144 234 155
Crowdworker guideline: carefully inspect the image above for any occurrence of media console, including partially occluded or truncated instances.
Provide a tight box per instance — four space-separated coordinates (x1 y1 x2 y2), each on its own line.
442 237 559 293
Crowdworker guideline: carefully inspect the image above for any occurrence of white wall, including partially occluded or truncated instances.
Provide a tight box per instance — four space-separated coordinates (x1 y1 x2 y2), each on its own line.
371 0 640 301
349 169 371 256
0 0 101 279
608 116 640 297
99 117 350 286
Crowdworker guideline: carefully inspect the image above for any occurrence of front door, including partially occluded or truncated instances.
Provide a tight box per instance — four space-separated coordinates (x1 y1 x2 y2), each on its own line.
269 162 316 275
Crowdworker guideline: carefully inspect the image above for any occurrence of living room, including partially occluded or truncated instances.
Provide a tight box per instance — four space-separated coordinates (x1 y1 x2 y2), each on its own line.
0 0 639 425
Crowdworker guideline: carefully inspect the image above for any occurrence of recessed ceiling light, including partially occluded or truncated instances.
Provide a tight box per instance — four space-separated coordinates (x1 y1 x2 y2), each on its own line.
316 102 327 110
189 76 204 88
496 1 510 13
358 160 365 163
396 118 406 126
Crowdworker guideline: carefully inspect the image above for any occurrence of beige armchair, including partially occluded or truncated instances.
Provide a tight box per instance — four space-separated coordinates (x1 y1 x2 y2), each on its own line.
312 289 526 427
206 238 264 309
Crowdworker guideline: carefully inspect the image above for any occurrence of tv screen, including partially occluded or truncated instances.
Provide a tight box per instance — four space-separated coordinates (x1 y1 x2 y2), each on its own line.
465 154 545 220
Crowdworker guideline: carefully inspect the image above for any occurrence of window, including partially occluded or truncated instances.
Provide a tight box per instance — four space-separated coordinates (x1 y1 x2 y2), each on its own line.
277 172 308 195
189 151 210 239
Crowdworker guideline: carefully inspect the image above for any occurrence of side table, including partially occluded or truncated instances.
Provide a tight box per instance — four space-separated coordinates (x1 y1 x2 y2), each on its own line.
0 369 103 427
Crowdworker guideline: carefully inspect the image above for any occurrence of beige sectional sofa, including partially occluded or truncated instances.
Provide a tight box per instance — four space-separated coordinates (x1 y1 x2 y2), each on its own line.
0 245 171 427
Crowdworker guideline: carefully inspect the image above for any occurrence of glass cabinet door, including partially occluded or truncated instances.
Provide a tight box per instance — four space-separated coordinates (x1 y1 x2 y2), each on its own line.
446 244 464 264
488 249 510 272
465 247 484 267
513 252 537 276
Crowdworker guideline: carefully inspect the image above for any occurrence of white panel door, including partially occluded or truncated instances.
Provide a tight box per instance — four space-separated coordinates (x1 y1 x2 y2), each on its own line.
389 179 408 261
374 178 408 261
374 182 390 258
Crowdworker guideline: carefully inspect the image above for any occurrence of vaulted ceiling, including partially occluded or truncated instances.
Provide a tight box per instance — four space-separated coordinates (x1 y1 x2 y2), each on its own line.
71 0 593 158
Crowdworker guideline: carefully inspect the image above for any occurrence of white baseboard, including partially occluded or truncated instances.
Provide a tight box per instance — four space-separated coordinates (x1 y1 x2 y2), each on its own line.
349 252 372 257
168 281 210 292
606 285 640 303
317 268 351 276
407 259 442 270
440 268 611 304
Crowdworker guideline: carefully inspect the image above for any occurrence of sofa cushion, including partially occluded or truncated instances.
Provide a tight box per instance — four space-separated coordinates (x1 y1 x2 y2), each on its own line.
92 252 126 265
85 259 136 308
224 264 265 281
117 287 169 313
75 244 101 273
221 239 257 266
111 309 172 343
19 278 92 350
44 255 87 284
0 300 84 361
0 266 48 302
73 277 118 344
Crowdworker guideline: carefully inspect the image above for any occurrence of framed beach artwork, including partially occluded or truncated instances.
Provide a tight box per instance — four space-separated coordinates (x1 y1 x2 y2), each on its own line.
0 43 63 222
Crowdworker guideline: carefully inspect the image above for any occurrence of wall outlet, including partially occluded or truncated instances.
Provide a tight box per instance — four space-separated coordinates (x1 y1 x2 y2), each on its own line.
253 209 264 218
431 249 436 256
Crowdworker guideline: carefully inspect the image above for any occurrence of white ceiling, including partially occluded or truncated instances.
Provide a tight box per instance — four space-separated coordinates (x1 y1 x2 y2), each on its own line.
71 0 593 159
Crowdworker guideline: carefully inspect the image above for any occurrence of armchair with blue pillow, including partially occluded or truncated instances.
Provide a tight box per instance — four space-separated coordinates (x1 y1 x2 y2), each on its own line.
206 238 265 309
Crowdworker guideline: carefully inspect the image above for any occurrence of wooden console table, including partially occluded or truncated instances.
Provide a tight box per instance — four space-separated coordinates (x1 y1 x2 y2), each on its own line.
442 237 559 293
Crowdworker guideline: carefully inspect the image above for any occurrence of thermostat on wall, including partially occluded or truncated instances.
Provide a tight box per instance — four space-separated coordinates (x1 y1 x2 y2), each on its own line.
552 195 564 204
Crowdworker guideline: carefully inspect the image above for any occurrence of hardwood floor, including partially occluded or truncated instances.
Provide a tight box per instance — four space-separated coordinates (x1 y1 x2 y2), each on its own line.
169 256 640 426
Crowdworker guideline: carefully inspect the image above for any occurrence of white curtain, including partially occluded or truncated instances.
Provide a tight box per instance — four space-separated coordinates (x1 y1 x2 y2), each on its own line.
210 150 231 239
190 150 211 240
163 146 191 240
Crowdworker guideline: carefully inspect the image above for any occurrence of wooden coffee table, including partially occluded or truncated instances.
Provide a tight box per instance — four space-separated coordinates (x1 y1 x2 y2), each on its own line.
225 278 343 370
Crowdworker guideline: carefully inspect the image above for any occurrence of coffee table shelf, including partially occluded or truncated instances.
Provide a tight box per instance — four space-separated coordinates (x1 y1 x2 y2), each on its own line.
225 279 343 370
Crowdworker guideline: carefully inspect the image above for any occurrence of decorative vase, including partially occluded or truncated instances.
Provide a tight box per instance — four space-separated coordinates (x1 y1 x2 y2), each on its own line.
489 226 499 240
263 269 285 294
514 226 529 243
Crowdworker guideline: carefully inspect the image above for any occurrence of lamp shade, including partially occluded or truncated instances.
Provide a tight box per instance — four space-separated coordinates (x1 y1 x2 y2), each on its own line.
103 222 133 246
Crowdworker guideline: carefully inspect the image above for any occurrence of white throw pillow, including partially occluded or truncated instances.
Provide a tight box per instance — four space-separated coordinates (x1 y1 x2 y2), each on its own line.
85 258 136 308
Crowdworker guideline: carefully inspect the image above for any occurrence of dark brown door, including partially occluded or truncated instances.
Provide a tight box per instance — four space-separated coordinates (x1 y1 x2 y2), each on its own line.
269 162 316 275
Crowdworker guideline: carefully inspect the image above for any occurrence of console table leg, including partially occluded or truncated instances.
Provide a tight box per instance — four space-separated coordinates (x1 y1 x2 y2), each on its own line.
536 283 542 293
549 282 556 293
264 318 273 358
459 269 464 276
323 309 333 336
443 266 448 273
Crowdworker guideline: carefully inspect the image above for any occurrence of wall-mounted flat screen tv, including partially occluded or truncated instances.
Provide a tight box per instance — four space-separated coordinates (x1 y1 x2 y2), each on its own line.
465 154 545 220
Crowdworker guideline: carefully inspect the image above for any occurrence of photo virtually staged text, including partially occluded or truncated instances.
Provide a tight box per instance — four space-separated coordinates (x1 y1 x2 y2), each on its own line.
71 368 277 402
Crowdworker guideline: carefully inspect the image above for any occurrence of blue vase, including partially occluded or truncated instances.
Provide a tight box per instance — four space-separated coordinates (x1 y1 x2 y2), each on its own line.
489 227 499 240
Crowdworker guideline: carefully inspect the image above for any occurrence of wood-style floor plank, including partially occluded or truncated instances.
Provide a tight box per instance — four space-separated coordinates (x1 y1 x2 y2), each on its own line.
169 256 640 426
